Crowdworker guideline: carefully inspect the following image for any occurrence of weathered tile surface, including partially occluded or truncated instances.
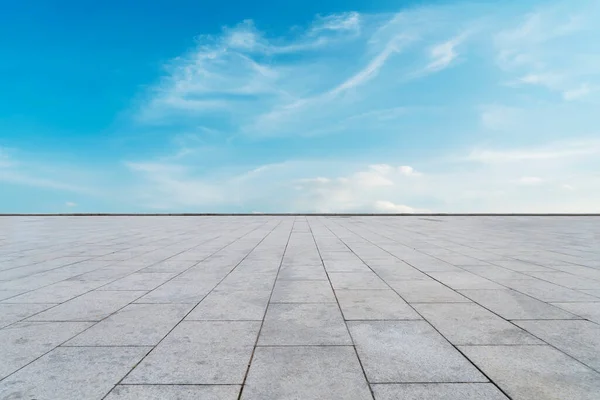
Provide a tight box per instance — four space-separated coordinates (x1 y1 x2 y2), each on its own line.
2 215 600 397
348 320 486 383
461 345 600 400
242 346 372 400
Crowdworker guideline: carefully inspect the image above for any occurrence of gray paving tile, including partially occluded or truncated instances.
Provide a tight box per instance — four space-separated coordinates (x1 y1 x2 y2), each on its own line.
65 303 193 346
124 321 260 384
492 260 556 272
551 302 600 323
99 272 176 291
270 280 336 303
0 290 26 301
514 320 600 371
336 290 421 320
186 290 271 320
501 279 599 302
428 272 505 290
329 272 388 289
323 258 371 272
140 260 198 273
135 279 217 303
277 265 328 280
0 321 93 379
0 346 150 400
388 280 470 303
460 265 535 281
414 303 542 345
216 272 276 291
0 280 104 304
459 289 580 320
105 385 240 400
28 290 146 321
524 271 600 289
372 383 509 399
348 320 486 383
259 302 351 345
242 346 372 400
461 345 600 400
0 303 55 328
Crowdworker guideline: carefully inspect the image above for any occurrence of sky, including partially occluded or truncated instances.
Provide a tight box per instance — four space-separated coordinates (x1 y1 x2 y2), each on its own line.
1 0 600 213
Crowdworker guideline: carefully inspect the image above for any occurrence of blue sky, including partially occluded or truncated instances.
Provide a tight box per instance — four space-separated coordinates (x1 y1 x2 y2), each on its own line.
1 0 599 213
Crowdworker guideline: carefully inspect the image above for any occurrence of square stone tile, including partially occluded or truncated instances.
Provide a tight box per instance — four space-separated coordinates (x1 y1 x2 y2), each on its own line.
459 289 580 320
388 280 469 303
329 272 388 290
186 290 271 320
336 290 421 320
0 303 55 328
372 383 509 399
0 346 150 400
105 385 240 400
28 290 146 321
0 321 93 379
259 302 351 345
461 345 600 400
270 280 336 303
348 320 486 383
514 320 600 370
242 346 372 400
124 321 260 384
65 303 193 346
414 303 542 345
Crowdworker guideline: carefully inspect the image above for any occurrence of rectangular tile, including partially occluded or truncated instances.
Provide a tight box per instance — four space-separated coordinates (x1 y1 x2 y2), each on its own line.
123 321 260 384
0 321 93 379
258 303 351 345
0 303 55 328
372 383 509 400
336 290 421 320
388 280 469 303
348 320 486 383
99 272 175 291
242 346 372 400
461 345 600 400
0 346 150 400
64 303 193 346
270 280 336 303
28 290 146 321
459 289 580 320
414 303 541 345
105 385 240 400
329 272 388 290
514 320 600 371
186 290 271 320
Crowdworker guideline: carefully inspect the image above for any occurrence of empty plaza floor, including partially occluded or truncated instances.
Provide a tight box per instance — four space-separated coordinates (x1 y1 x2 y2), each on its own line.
1 215 599 399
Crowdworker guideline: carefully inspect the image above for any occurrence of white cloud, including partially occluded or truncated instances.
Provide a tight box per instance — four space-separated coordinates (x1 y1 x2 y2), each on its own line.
563 83 592 101
65 202 77 207
374 200 418 213
425 32 469 73
516 176 543 185
466 139 600 163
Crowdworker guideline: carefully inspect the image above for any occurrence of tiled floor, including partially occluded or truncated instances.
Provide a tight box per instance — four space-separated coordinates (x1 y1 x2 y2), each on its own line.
0 216 599 399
